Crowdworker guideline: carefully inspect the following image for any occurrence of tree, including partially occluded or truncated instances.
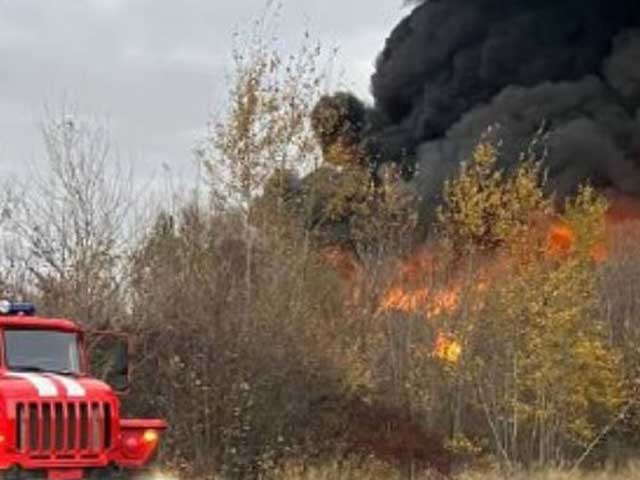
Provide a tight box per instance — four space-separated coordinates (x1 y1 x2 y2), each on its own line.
6 103 133 326
437 130 551 255
198 5 334 331
200 5 330 214
436 134 626 467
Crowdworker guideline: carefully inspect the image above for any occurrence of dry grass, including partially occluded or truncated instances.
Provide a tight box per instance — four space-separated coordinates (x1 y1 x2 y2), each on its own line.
458 465 640 480
270 459 406 480
269 459 640 480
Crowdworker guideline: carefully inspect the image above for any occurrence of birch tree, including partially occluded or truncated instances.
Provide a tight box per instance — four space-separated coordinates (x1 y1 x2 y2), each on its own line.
7 104 133 326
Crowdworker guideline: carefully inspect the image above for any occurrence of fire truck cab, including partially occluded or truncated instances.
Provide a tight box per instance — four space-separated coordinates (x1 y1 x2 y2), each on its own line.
0 301 166 480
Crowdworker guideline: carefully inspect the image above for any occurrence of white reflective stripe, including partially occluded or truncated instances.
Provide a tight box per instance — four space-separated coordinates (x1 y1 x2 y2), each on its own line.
49 374 86 397
8 372 58 397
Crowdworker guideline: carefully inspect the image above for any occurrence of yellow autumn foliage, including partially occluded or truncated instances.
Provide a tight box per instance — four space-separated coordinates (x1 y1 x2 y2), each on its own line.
437 133 627 466
437 133 551 254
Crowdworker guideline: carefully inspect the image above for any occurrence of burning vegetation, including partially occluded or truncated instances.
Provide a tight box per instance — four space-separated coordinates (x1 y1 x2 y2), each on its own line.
187 0 640 473
300 130 638 472
6 1 640 478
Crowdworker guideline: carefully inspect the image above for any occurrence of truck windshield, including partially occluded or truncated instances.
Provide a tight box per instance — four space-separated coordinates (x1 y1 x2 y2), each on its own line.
4 330 81 374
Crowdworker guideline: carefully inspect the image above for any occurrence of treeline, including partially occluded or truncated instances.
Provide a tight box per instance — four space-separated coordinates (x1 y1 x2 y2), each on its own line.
3 13 640 480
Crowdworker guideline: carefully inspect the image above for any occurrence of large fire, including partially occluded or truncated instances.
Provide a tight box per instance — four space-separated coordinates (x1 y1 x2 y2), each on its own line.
326 192 640 366
377 247 462 319
378 193 640 363
376 248 468 364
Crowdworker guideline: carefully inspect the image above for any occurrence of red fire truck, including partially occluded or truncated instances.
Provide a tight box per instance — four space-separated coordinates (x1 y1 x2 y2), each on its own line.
0 301 167 480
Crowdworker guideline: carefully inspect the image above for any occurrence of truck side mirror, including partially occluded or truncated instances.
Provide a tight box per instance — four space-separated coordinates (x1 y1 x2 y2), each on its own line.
108 340 130 393
87 331 131 394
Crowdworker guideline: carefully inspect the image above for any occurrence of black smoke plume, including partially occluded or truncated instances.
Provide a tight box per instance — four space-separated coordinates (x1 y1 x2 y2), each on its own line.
316 0 640 218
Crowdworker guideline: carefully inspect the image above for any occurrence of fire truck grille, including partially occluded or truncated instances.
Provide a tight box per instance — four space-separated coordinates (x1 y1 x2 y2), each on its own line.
15 401 112 456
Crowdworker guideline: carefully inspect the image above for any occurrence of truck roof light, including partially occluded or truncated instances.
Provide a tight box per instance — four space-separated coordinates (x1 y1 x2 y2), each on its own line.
0 300 36 316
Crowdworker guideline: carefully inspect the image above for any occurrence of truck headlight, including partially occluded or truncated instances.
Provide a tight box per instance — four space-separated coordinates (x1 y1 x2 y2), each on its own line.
122 429 160 458
142 429 159 445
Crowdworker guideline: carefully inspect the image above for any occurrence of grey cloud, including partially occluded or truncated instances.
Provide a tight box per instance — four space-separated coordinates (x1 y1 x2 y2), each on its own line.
0 0 405 181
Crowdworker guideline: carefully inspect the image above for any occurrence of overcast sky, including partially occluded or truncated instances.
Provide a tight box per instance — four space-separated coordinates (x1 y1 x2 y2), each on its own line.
0 0 408 185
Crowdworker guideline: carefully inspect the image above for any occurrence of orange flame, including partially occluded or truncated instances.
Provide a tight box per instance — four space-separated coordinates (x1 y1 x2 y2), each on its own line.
378 280 460 318
434 332 462 364
378 247 459 317
548 222 575 256
428 288 461 317
547 220 609 263
377 249 466 363
546 192 640 263
380 286 430 313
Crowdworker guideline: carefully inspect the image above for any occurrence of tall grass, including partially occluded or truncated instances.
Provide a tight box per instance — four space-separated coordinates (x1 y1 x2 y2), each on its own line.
269 459 640 480
459 465 640 480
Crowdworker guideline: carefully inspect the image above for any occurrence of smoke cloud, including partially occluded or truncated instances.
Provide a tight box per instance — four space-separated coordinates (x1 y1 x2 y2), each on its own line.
359 0 640 210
